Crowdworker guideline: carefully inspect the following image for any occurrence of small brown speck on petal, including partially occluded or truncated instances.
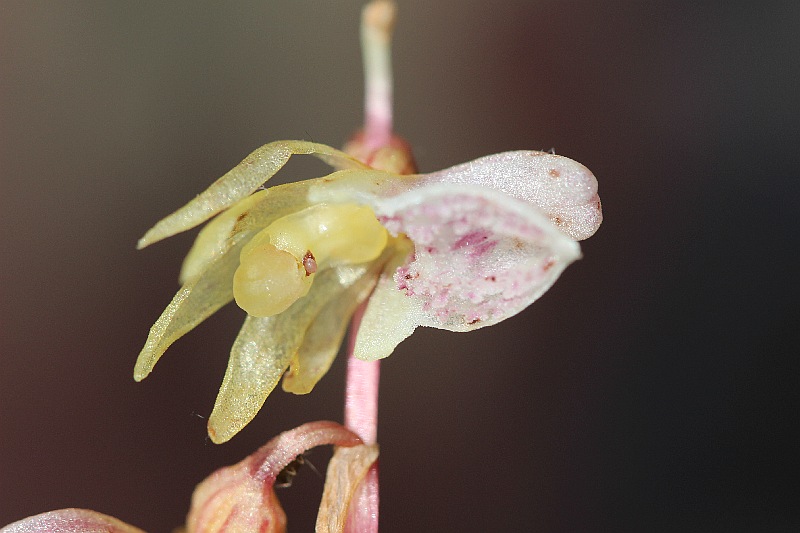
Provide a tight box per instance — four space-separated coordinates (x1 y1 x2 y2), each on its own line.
303 251 318 275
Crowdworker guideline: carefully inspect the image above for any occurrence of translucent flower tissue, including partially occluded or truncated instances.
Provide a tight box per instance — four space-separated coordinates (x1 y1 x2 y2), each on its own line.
135 140 602 443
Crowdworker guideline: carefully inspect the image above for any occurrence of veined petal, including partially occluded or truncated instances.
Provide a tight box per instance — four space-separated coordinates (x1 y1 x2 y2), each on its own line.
281 250 389 394
137 141 367 250
1 509 146 533
422 150 602 240
316 444 380 533
208 266 370 443
134 240 244 381
207 314 289 445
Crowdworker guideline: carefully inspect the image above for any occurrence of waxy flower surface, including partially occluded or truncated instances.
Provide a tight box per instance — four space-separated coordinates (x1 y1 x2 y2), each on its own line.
135 140 602 443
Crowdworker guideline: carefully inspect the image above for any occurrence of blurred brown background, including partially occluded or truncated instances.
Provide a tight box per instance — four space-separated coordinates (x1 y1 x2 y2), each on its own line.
1 1 796 532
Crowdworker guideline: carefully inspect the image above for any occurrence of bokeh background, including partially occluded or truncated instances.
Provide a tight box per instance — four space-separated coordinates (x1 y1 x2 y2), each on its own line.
2 1 796 531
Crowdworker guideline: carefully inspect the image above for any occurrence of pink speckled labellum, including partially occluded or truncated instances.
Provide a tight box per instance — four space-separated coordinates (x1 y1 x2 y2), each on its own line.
308 149 601 361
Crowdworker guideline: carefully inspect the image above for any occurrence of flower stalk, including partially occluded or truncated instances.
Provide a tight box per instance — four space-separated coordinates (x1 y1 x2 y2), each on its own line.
361 0 396 150
340 2 404 530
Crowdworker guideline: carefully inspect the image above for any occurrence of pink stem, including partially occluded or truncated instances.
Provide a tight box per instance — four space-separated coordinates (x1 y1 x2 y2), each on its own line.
360 0 396 150
343 3 398 531
343 304 380 533
344 305 380 445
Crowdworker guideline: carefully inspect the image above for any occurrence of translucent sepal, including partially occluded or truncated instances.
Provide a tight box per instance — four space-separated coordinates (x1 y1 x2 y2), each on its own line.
207 266 370 443
137 141 367 249
282 254 387 394
134 239 244 381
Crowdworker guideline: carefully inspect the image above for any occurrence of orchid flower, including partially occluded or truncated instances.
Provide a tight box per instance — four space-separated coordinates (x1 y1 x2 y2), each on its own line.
1 422 376 533
3 2 603 531
133 138 601 444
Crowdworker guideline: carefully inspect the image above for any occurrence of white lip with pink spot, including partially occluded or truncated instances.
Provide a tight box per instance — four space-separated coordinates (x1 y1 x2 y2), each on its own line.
371 184 580 331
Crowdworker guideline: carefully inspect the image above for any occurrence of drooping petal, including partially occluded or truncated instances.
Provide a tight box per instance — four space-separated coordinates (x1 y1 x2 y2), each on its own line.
1 509 146 533
207 265 372 444
134 240 245 381
348 183 581 359
348 240 418 361
316 444 380 533
422 150 602 240
186 421 363 533
137 141 367 250
207 314 291 445
281 256 384 394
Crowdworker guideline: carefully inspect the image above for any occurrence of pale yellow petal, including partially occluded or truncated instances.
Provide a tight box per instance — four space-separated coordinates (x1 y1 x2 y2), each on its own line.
134 242 243 381
179 178 322 284
316 444 380 533
281 260 384 395
352 239 417 361
208 266 368 443
137 141 366 249
179 190 267 284
206 314 286 445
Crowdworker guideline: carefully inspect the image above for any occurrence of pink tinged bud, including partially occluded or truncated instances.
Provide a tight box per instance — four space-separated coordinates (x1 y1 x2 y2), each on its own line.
1 509 146 533
185 421 371 533
343 131 417 175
